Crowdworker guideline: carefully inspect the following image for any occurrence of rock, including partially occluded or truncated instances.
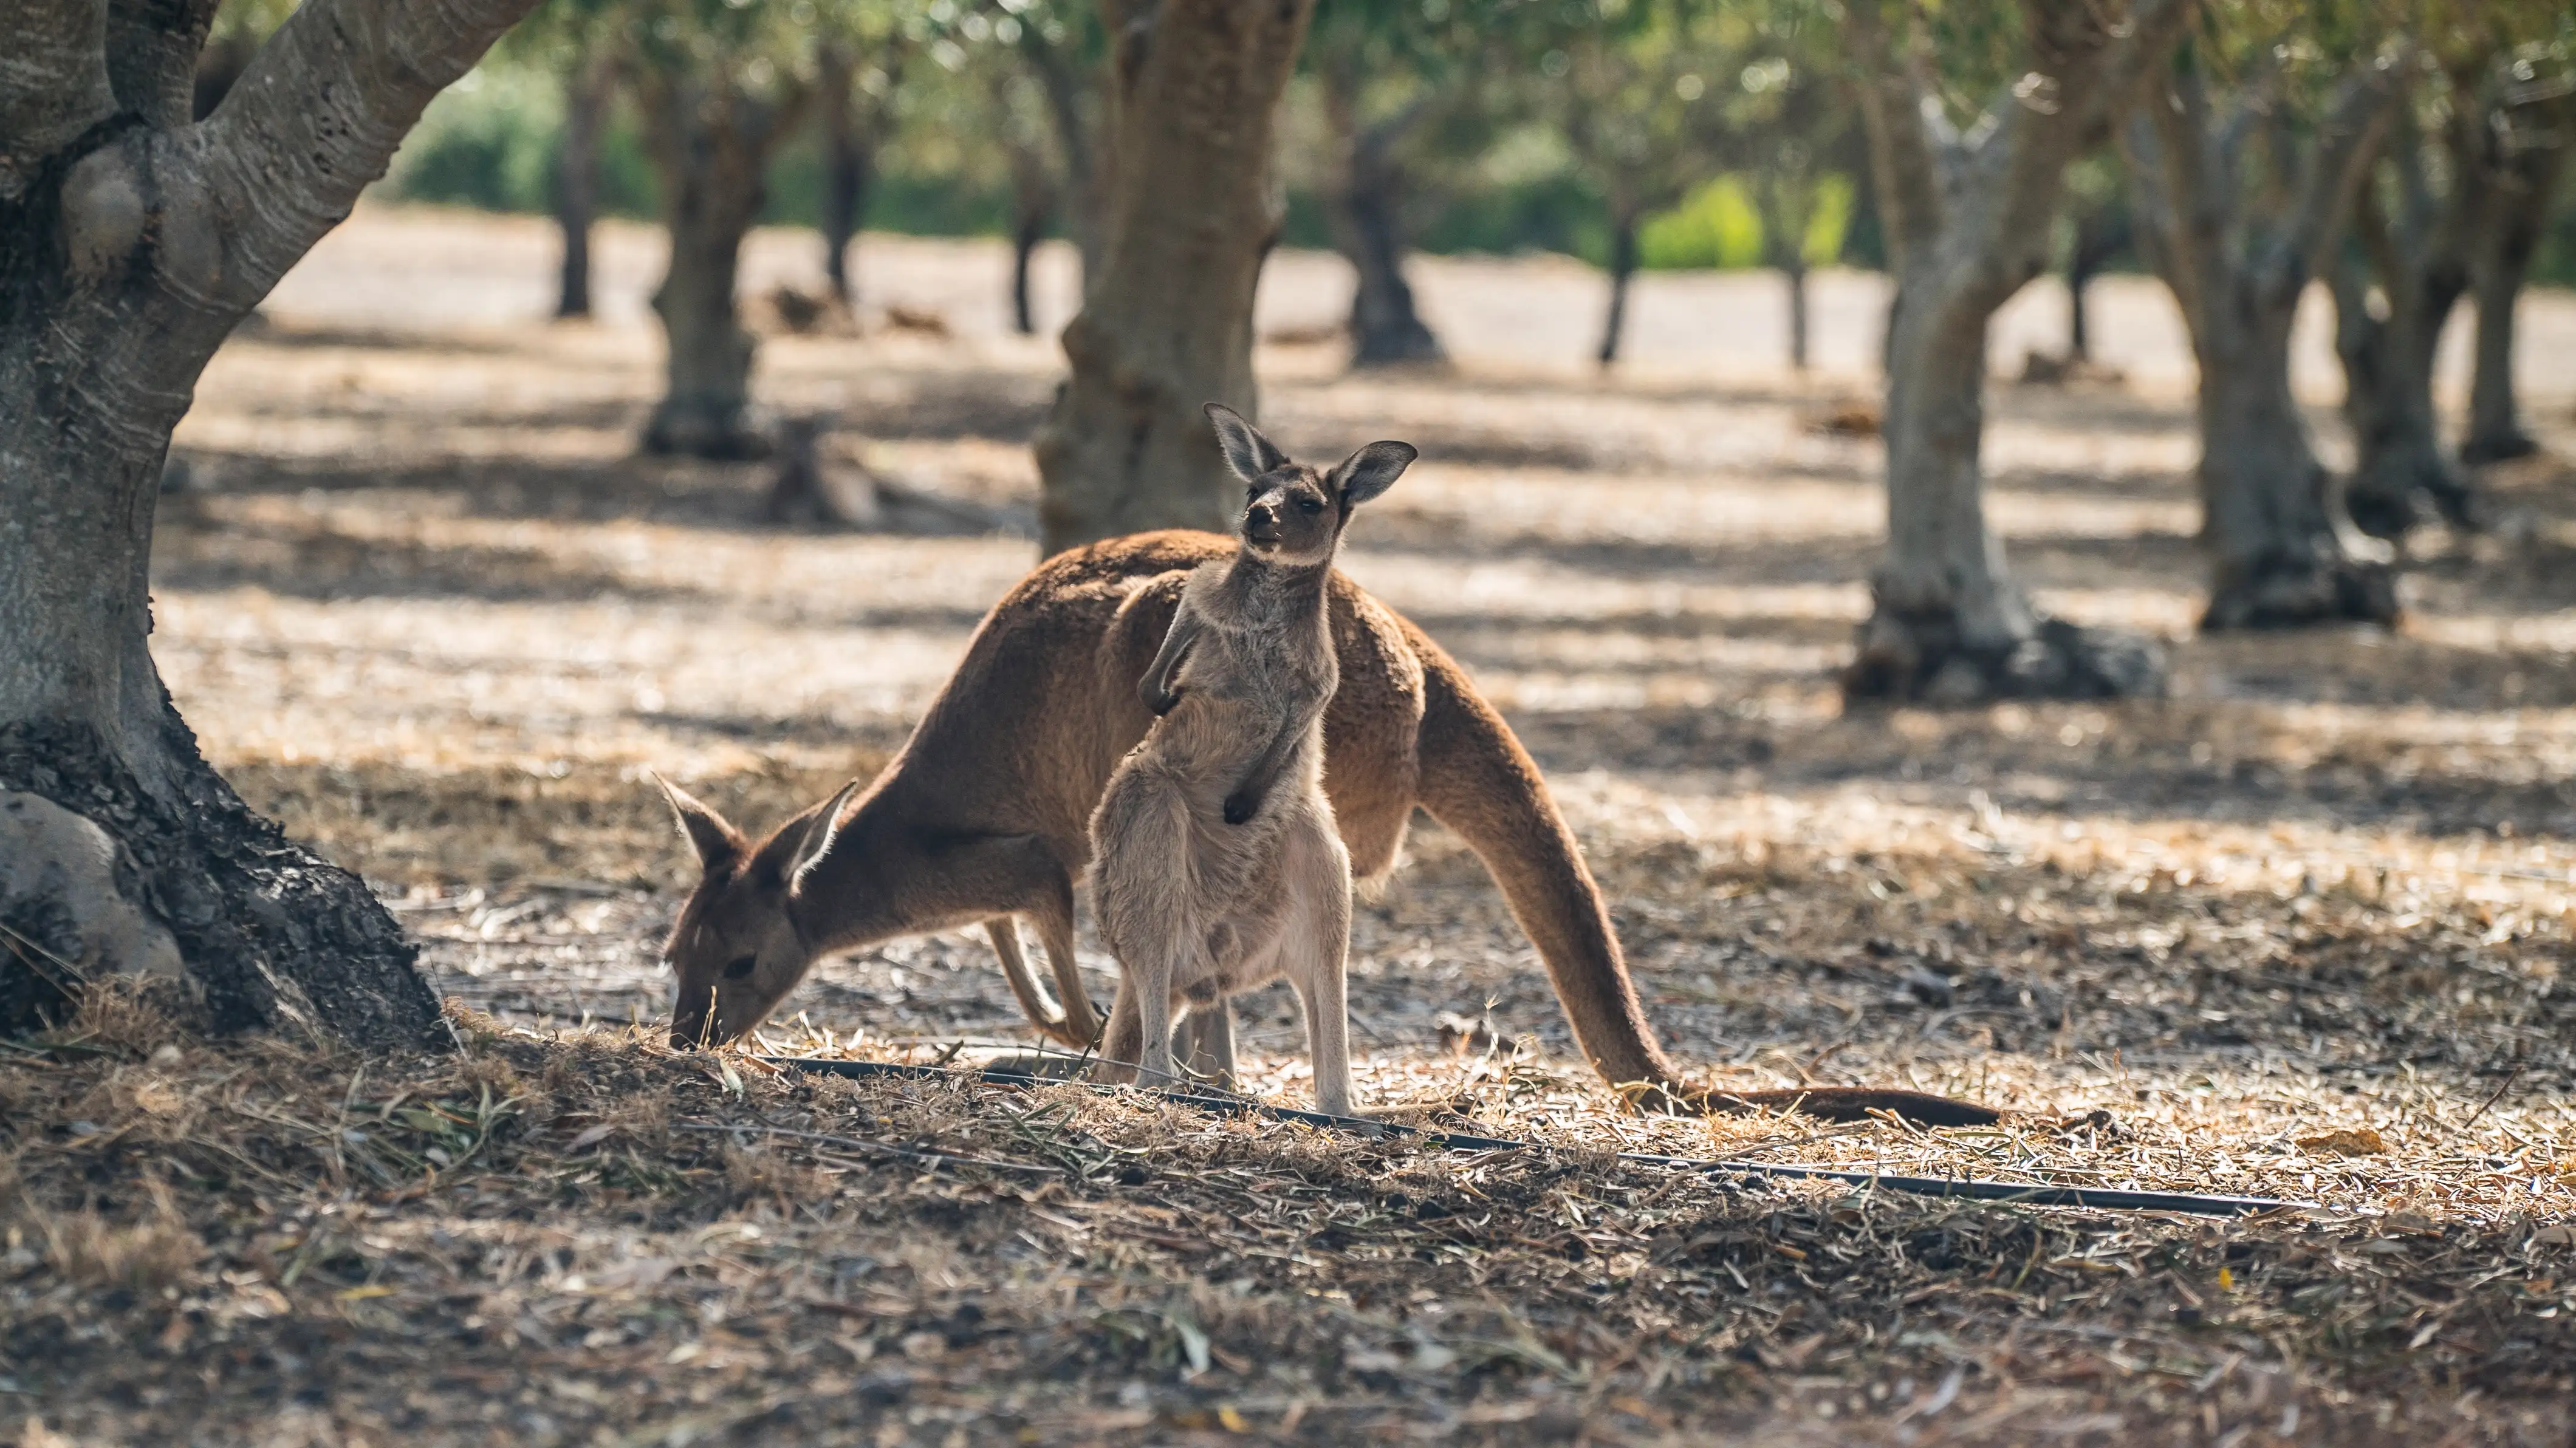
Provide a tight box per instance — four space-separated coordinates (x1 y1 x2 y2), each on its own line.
0 791 185 982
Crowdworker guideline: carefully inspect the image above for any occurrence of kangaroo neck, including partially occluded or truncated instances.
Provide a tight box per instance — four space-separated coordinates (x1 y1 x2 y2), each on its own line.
1209 547 1330 629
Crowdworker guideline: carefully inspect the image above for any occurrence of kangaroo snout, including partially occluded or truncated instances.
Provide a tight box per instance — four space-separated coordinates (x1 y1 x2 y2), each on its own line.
1245 502 1279 542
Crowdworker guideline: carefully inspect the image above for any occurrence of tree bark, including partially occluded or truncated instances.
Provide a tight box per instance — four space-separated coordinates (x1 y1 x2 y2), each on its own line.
1011 206 1047 336
1596 214 1638 368
2461 94 2569 465
2332 237 2473 538
552 52 614 320
816 41 882 307
1841 0 2188 705
1320 70 1442 368
1018 26 1106 296
1784 256 1810 372
637 72 803 460
1 0 545 1045
1032 0 1317 556
2123 55 2400 632
2064 205 2128 363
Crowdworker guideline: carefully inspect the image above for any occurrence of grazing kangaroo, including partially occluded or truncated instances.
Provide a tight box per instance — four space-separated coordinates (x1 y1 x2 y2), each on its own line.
1088 406 1413 1113
654 531 1996 1125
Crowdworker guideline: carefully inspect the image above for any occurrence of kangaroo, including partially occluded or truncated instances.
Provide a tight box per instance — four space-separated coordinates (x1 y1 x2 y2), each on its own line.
654 532 1997 1126
1086 406 1413 1113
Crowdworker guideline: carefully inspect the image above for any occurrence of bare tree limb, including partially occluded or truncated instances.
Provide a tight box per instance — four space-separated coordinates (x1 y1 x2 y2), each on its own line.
103 0 219 128
0 0 117 197
193 0 550 307
2263 50 2407 308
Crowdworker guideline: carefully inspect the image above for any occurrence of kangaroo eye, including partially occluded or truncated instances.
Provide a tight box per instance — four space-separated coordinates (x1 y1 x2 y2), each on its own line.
1297 497 1325 514
722 955 757 980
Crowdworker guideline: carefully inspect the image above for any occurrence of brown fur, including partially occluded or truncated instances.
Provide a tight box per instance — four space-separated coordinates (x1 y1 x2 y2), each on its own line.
656 533 1999 1126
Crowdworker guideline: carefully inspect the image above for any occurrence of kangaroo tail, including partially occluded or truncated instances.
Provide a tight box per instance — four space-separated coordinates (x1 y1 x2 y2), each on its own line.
1406 627 1998 1127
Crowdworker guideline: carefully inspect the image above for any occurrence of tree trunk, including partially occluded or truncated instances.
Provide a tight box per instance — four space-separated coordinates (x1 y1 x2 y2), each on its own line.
2333 254 2473 538
1844 275 2162 701
817 43 875 307
2194 309 2397 629
1021 34 1105 297
1321 75 1442 368
2063 205 2127 363
1031 0 1316 556
640 78 798 460
2461 119 2566 465
1840 0 2187 705
1783 256 1810 372
1012 208 1046 336
552 53 612 320
2 0 543 1047
1596 216 1637 368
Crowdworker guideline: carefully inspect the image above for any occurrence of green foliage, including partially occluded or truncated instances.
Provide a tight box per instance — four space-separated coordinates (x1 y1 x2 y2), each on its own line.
1638 170 1852 270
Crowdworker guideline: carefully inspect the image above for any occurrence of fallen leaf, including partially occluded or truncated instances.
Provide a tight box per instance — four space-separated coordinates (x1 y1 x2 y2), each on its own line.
2296 1128 2387 1156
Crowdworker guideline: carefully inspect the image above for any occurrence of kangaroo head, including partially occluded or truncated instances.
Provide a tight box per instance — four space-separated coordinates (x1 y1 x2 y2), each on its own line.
651 774 860 1050
1204 403 1416 567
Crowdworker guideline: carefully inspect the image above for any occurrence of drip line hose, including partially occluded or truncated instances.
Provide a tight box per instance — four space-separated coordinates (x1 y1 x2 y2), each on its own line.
757 1055 2306 1218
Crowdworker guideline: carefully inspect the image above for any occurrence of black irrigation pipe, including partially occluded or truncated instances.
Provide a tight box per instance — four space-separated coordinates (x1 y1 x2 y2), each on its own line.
758 1056 2306 1218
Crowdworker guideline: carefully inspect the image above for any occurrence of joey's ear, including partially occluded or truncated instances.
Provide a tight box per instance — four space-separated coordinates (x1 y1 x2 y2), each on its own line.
1328 440 1417 508
1204 402 1290 484
787 780 864 894
653 773 744 876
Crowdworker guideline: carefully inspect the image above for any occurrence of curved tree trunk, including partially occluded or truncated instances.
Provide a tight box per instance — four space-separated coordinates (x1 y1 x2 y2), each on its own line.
1019 31 1106 298
639 75 802 460
1841 0 2185 705
2333 253 2473 538
1032 0 1317 556
1320 73 1442 369
1 0 542 1045
2122 55 2400 632
552 52 613 320
1595 215 1638 368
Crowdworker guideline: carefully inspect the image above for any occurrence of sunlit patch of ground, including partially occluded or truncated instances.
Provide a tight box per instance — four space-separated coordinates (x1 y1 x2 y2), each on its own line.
7 206 2575 1442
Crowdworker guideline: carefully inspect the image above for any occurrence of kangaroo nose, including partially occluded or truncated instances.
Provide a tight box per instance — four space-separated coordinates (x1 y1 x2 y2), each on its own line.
1247 504 1276 532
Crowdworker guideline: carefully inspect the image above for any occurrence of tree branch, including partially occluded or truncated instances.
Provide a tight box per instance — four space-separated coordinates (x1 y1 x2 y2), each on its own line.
0 0 117 198
2263 50 2405 307
192 0 549 306
1844 0 1943 264
103 0 219 128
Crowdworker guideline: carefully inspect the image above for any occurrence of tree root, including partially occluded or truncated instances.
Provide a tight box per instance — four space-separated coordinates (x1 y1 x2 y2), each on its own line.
1845 612 2166 707
2202 551 2400 632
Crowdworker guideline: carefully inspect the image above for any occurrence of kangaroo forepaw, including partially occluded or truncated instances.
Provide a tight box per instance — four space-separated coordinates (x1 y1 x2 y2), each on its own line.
1146 688 1181 717
1222 793 1258 825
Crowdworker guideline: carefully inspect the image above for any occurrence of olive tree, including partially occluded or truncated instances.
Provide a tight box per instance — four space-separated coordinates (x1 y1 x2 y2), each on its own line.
0 0 546 1042
2120 31 2407 629
1840 0 2191 705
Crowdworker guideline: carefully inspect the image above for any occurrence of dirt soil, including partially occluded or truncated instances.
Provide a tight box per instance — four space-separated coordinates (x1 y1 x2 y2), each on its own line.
7 206 2576 1445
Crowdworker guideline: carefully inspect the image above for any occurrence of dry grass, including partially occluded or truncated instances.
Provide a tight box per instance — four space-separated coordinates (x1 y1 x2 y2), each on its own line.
6 208 2576 1442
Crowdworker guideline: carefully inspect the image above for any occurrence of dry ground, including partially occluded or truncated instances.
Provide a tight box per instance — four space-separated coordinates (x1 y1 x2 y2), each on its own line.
7 207 2576 1445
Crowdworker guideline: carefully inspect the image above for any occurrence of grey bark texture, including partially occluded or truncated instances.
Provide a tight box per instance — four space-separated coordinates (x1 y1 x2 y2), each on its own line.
552 49 615 320
1031 0 1318 556
637 65 806 460
2122 54 2402 632
1841 0 2192 705
1320 64 1442 368
2461 82 2571 465
2324 63 2553 539
0 0 546 1045
1595 210 1639 368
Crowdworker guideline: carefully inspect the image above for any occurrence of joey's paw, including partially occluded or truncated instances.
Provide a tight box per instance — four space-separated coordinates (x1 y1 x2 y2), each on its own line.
1221 794 1258 825
1147 689 1181 717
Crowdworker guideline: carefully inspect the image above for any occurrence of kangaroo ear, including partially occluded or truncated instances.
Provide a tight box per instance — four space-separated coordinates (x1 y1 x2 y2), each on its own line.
1329 440 1416 508
653 773 744 876
1204 402 1290 484
787 779 864 894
